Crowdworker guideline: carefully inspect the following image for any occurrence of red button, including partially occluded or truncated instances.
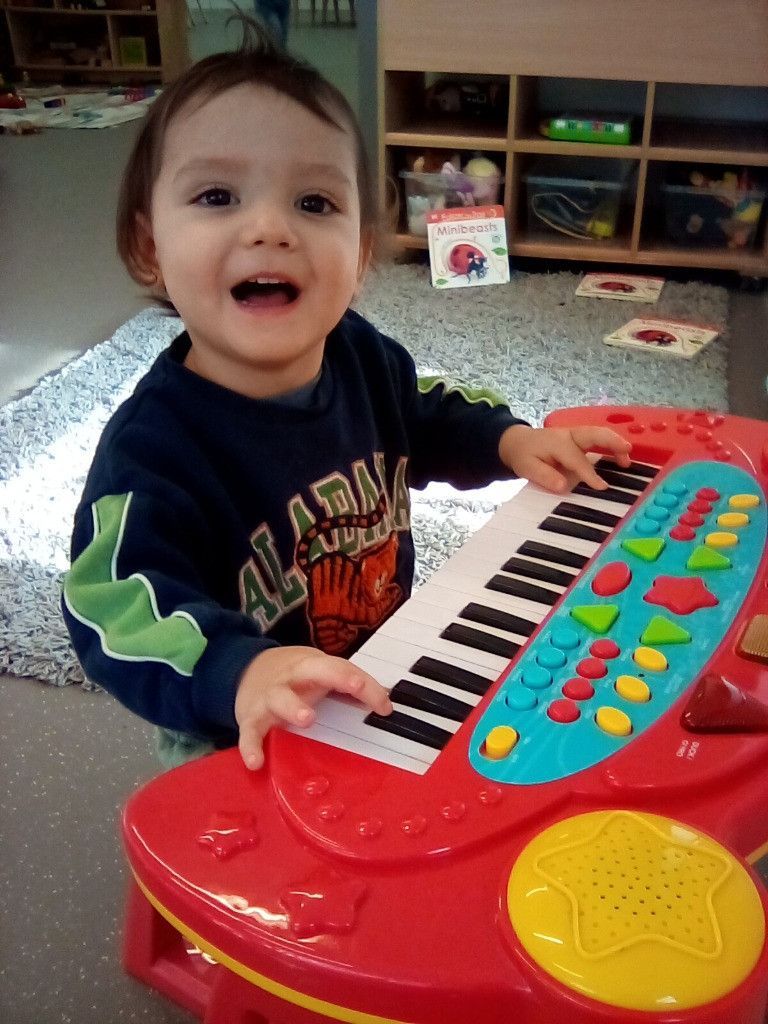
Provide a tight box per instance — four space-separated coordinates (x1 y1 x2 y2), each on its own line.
548 699 580 723
670 524 696 541
650 421 667 432
591 639 620 659
592 560 632 597
679 511 704 527
688 499 713 514
563 678 595 700
628 423 645 434
696 488 720 501
695 429 712 442
677 423 693 435
576 658 607 679
716 450 732 462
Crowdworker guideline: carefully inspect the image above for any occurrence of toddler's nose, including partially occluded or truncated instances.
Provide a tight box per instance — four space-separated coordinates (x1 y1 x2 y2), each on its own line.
240 205 297 249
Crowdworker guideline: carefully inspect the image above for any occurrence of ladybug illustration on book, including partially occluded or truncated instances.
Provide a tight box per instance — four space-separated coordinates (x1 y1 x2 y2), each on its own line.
448 242 488 281
600 280 636 293
634 328 677 346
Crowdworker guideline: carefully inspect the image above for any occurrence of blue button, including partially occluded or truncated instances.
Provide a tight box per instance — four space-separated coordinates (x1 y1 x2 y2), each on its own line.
663 480 688 496
550 626 580 650
521 665 552 689
635 518 661 535
537 646 567 670
654 492 680 509
646 505 671 521
506 687 538 711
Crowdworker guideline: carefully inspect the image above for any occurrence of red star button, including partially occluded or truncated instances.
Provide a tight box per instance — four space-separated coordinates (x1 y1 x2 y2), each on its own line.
197 812 259 860
644 575 719 615
280 868 367 938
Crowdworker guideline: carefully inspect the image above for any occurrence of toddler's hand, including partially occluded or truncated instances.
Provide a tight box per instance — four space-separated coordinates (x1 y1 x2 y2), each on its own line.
499 424 632 493
234 646 393 770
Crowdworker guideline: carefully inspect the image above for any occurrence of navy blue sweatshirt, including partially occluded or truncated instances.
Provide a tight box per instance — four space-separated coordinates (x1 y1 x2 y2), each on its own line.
62 310 526 746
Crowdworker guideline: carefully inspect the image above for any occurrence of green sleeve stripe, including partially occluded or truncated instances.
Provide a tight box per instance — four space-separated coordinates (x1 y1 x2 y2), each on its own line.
63 492 207 676
417 375 508 409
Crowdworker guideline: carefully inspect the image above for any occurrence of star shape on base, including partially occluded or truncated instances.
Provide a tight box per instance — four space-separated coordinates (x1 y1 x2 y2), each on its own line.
280 867 368 938
644 575 719 615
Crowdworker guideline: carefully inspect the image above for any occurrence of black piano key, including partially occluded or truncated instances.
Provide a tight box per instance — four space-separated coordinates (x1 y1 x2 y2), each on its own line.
440 622 521 659
499 556 575 588
572 482 637 507
486 574 559 607
596 457 659 480
552 501 620 529
390 678 474 723
364 708 451 751
593 467 650 493
459 601 537 637
517 540 588 571
409 655 492 697
539 515 610 544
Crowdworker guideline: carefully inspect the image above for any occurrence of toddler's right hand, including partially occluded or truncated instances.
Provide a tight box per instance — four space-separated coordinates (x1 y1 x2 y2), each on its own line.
234 646 393 770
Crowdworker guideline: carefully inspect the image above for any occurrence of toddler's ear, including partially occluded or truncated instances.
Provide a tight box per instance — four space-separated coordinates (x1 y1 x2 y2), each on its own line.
132 212 164 290
353 230 373 298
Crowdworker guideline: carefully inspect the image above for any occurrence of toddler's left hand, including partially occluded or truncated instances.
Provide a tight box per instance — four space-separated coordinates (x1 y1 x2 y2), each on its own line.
499 424 633 493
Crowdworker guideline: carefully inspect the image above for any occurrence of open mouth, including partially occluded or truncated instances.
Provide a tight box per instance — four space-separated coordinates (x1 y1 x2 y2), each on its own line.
231 277 300 309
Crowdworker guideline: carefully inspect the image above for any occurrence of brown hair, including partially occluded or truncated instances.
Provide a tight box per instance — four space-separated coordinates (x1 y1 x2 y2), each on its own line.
116 15 378 296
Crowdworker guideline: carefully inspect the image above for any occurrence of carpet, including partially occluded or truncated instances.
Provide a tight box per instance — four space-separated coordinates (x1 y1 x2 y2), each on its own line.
0 263 729 687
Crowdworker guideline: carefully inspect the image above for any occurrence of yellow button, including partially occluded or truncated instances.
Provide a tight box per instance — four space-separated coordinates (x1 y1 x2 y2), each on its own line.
730 493 760 510
717 512 749 528
484 725 519 759
595 706 632 737
705 531 738 548
633 646 667 671
615 674 651 702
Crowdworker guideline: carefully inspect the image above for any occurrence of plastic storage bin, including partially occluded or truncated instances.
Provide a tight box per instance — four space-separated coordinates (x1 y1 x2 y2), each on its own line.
400 169 503 237
523 158 634 240
662 167 765 249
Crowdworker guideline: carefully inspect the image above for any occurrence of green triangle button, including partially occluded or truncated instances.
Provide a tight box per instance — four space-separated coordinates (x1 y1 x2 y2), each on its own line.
570 604 619 634
687 545 731 571
621 537 666 562
641 615 691 646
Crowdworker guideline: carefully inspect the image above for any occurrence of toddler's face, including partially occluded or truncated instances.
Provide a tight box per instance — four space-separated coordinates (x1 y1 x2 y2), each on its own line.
145 83 366 397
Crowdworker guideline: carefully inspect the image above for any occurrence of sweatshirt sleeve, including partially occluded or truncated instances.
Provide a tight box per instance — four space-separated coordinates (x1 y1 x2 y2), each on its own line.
62 483 278 744
381 333 530 489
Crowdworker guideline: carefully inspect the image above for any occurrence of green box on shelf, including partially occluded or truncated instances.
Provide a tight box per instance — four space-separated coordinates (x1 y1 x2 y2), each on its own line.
118 36 147 67
540 115 632 146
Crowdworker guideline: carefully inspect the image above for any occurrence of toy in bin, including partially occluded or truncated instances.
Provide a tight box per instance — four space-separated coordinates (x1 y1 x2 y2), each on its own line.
400 150 502 236
662 166 765 249
524 158 633 241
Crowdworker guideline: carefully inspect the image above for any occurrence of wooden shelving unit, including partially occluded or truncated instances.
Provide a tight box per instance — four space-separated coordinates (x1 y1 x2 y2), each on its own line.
378 0 768 280
1 0 187 84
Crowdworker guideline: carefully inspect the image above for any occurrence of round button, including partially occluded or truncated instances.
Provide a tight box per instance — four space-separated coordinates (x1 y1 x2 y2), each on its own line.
663 480 688 496
562 678 595 700
654 492 680 509
615 674 651 703
576 657 607 679
650 421 667 432
695 429 712 442
484 726 519 760
548 699 580 724
550 626 581 650
521 665 552 689
628 423 645 434
688 499 713 514
633 646 668 672
537 647 568 670
729 493 760 510
679 511 704 527
705 531 738 549
595 706 632 737
635 518 661 535
506 686 538 711
677 423 693 434
590 639 620 659
670 524 696 541
646 505 671 522
716 450 733 462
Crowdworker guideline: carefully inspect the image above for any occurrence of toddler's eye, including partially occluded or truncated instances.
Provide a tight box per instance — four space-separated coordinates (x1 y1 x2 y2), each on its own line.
299 194 335 215
195 188 234 207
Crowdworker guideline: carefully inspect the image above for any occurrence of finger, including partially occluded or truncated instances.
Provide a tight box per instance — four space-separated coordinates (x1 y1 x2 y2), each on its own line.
327 664 393 716
548 441 610 491
571 426 633 467
518 456 569 494
267 686 317 728
238 714 273 771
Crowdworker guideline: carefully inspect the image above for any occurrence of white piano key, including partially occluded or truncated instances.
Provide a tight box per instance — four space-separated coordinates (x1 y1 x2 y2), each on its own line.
396 585 539 646
360 629 506 683
498 486 638 523
288 719 430 774
456 520 600 560
389 594 532 657
443 546 566 598
423 566 550 627
374 614 511 675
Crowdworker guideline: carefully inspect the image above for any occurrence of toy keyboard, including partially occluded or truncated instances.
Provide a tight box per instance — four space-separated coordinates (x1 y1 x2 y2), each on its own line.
122 407 768 1024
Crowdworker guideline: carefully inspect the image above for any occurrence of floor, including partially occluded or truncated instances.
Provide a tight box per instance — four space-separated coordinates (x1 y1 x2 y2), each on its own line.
2 10 768 1024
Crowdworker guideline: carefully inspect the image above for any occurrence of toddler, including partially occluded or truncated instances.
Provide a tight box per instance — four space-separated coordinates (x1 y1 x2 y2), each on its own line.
62 26 631 771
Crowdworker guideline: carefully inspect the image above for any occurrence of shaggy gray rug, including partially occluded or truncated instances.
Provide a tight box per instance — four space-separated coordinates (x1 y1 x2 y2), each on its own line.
0 263 729 686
